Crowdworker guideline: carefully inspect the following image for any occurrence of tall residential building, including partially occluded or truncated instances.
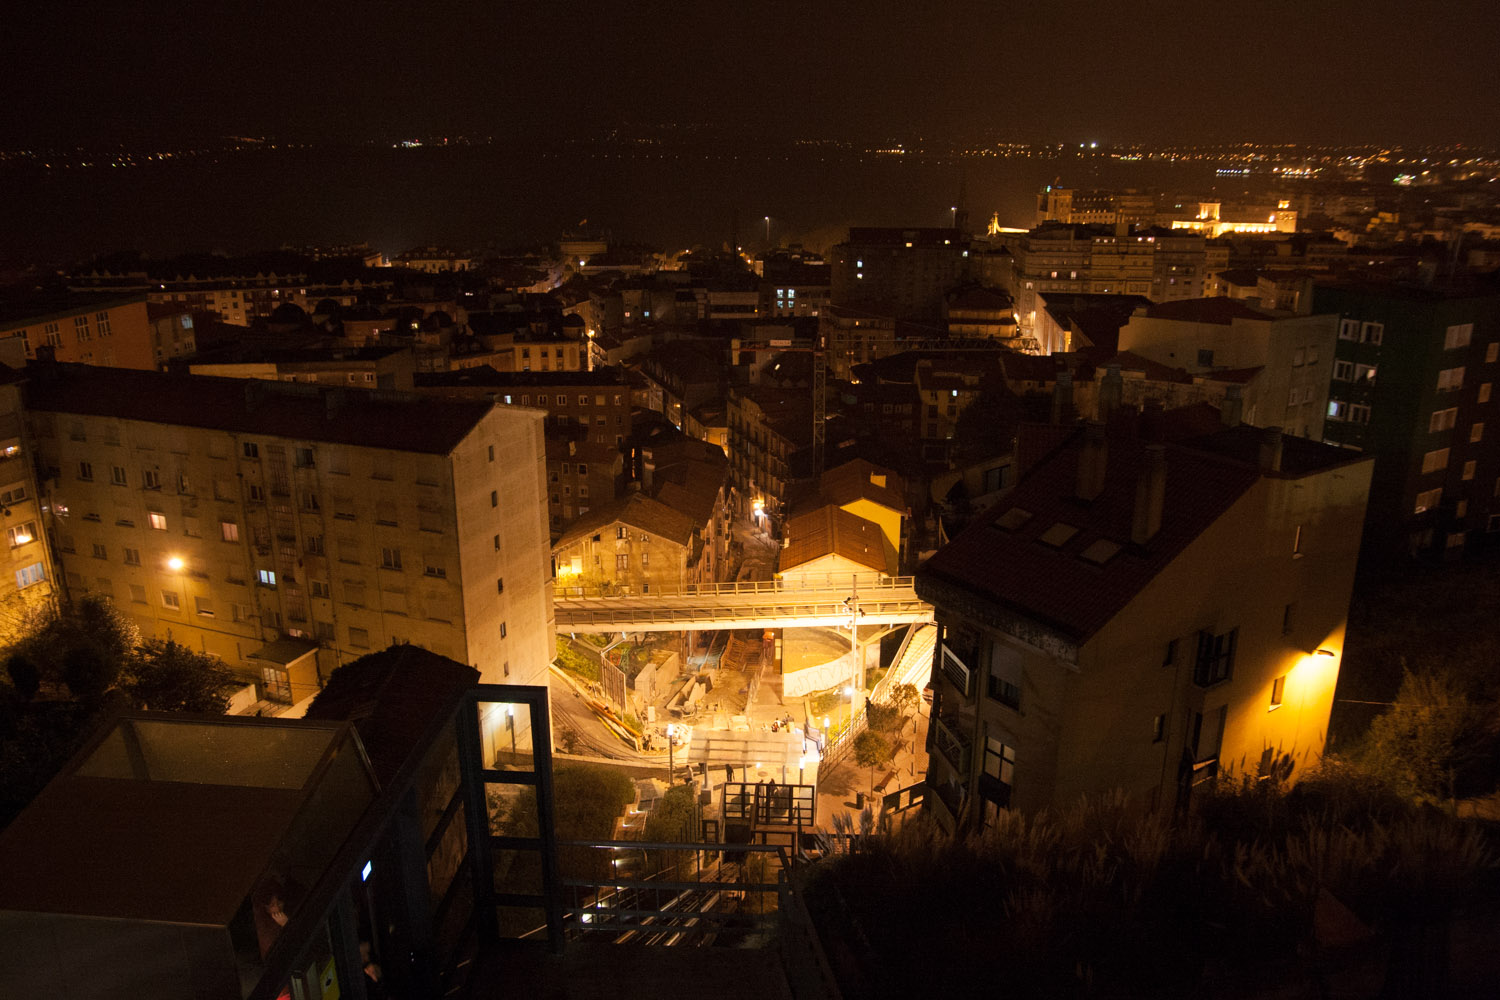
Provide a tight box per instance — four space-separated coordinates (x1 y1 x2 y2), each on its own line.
25 365 551 703
1313 279 1500 559
828 228 970 323
1117 298 1339 440
917 419 1372 826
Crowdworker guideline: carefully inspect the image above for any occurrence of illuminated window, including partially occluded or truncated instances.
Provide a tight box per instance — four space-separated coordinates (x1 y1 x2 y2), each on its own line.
1480 383 1492 404
1420 448 1449 474
1429 408 1459 432
148 512 167 530
1444 323 1473 350
7 521 36 547
1488 342 1499 364
1471 423 1485 443
1462 460 1476 481
1414 487 1443 513
161 590 180 610
1437 367 1465 392
258 569 277 587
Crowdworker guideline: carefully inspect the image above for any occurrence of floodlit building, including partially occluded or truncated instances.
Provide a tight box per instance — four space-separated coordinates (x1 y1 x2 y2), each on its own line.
24 364 552 703
917 418 1372 826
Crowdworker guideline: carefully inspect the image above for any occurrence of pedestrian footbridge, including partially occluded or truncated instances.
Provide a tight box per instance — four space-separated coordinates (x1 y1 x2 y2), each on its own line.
553 577 933 633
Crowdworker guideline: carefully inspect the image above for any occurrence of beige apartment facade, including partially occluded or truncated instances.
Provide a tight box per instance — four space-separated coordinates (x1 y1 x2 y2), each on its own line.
25 366 551 706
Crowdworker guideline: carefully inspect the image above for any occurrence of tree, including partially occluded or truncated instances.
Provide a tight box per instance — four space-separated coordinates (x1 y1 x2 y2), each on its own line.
853 729 893 799
123 640 239 713
1357 667 1498 803
5 652 40 702
62 643 118 701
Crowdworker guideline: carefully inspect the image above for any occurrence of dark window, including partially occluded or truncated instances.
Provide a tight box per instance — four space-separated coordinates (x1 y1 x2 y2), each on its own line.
1194 628 1237 687
1163 638 1178 667
1197 348 1214 368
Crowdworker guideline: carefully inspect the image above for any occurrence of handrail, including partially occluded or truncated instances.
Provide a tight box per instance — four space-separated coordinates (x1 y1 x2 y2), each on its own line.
554 576 918 600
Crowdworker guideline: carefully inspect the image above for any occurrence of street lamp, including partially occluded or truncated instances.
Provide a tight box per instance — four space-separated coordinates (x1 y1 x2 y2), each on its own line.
764 215 770 244
950 206 957 227
167 556 184 572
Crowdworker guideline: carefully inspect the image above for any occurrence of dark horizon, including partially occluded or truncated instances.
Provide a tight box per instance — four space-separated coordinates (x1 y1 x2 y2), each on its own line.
4 1 1498 151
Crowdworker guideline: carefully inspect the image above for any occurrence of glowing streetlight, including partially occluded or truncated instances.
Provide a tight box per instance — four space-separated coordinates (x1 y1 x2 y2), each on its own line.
764 215 770 244
950 206 957 227
167 556 184 572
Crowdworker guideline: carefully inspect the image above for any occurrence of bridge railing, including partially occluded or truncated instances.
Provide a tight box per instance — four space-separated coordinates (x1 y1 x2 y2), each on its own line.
554 576 917 601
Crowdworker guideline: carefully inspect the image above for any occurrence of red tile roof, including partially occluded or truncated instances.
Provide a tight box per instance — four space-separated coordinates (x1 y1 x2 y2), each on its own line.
808 458 908 515
781 504 896 575
918 428 1262 643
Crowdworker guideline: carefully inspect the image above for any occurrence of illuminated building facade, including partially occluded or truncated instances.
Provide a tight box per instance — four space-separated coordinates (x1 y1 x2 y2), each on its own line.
0 295 157 370
918 420 1372 826
25 365 552 703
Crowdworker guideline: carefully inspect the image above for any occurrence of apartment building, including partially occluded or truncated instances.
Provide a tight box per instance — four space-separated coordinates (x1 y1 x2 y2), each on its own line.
0 371 55 642
0 296 157 370
69 271 384 327
829 227 970 323
414 366 632 447
1118 298 1339 439
820 306 898 382
187 344 416 390
24 365 551 704
727 385 814 520
917 419 1373 826
1313 278 1500 559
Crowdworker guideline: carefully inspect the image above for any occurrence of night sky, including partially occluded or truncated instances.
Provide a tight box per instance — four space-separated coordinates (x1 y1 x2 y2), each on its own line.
3 0 1497 148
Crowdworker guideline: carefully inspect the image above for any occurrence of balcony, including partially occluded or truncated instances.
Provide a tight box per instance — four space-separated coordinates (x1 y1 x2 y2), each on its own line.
932 714 972 775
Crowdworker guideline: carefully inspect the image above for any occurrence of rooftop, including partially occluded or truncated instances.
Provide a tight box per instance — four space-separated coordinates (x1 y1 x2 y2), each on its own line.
555 491 700 548
23 363 500 454
780 504 896 576
0 714 374 926
919 420 1363 645
1144 297 1277 325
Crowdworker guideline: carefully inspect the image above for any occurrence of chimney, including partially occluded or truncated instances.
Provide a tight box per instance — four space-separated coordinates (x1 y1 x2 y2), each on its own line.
1259 426 1283 473
642 447 655 492
1051 371 1075 425
1098 363 1123 422
1131 444 1167 545
1220 384 1244 427
1076 421 1107 501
